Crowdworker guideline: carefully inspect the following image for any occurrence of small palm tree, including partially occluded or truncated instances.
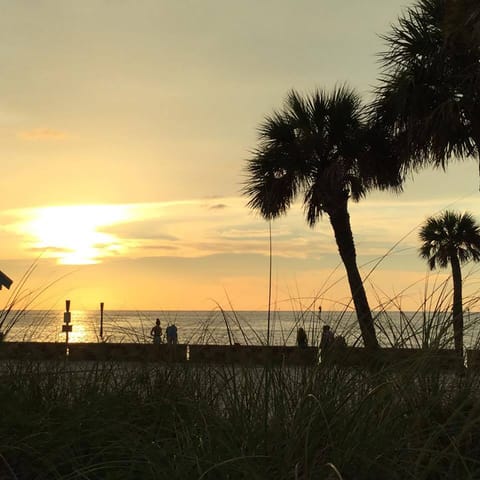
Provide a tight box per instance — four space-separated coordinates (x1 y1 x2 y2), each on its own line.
419 211 480 353
244 86 402 349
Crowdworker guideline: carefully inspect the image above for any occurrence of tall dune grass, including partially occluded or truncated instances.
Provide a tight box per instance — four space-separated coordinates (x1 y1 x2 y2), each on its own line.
2 354 480 479
0 260 68 342
2 268 480 478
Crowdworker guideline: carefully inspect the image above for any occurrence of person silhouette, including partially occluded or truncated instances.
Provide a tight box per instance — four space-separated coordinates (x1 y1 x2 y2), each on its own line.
296 327 308 348
170 323 178 345
320 325 334 350
165 323 178 345
150 318 162 344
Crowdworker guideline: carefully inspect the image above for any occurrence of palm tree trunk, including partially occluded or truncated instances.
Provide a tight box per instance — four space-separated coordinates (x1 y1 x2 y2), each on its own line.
450 254 463 355
328 201 379 350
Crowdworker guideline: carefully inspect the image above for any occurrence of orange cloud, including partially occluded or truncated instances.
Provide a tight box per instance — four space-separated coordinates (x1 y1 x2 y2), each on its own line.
17 128 69 140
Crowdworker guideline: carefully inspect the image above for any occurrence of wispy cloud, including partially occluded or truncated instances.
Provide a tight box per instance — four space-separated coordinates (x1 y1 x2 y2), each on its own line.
17 128 69 141
208 203 228 210
1 194 479 268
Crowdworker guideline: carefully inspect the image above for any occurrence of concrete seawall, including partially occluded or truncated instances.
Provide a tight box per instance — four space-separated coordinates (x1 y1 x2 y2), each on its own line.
0 342 319 366
0 342 475 370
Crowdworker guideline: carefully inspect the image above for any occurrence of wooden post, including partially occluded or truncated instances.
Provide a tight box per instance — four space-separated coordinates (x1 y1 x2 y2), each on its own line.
65 299 70 345
100 302 104 340
62 299 73 355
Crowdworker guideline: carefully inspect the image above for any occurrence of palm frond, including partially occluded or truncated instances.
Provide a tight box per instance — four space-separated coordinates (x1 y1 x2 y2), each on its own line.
374 0 480 170
244 85 403 223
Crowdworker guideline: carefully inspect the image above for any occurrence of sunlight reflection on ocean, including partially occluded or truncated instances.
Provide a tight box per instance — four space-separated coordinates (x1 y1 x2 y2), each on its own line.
4 309 480 348
6 310 335 346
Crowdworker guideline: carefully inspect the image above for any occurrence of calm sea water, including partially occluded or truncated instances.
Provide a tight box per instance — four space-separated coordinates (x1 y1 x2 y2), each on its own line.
3 309 480 348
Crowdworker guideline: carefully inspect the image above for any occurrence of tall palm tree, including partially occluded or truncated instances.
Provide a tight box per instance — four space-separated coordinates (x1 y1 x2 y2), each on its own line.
444 0 480 47
419 211 480 353
373 0 480 172
244 86 402 350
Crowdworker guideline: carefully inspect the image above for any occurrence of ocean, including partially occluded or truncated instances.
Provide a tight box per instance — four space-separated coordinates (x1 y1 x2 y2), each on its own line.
3 309 480 349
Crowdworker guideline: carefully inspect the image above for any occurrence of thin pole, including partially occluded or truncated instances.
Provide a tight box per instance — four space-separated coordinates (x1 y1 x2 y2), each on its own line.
65 299 70 350
317 305 322 347
100 302 104 340
266 220 272 346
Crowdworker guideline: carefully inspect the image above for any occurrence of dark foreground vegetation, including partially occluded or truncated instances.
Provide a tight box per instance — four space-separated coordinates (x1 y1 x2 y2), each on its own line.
2 358 480 479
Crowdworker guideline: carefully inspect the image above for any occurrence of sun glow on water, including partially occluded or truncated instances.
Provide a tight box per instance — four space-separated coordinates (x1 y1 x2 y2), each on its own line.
67 320 89 343
14 204 136 265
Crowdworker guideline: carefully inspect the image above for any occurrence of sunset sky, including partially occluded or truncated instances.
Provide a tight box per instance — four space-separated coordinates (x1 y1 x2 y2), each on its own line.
1 0 479 312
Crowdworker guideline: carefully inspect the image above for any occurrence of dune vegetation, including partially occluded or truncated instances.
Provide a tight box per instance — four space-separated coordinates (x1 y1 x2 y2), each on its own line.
1 342 480 479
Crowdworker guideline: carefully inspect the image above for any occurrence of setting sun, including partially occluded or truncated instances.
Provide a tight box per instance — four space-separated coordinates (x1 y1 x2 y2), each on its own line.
13 205 134 265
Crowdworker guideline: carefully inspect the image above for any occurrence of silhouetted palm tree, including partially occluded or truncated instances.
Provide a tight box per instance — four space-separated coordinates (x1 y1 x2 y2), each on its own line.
374 0 480 172
444 0 480 46
244 86 402 350
419 211 480 353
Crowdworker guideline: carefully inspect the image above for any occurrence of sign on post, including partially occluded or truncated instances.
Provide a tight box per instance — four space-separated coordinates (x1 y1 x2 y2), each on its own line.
63 299 73 350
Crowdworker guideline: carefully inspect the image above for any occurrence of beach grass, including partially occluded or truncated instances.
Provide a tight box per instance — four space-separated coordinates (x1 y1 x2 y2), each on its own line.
2 352 480 479
2 270 480 479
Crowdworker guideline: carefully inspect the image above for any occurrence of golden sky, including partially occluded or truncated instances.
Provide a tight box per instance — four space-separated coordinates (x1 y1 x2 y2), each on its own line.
0 1 479 311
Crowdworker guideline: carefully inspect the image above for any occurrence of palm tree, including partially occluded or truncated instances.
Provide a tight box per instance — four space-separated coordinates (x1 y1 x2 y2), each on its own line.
244 86 402 350
444 0 480 46
374 0 480 172
419 211 480 354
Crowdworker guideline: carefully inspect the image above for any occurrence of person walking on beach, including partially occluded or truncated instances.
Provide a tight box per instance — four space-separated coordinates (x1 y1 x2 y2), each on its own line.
166 323 171 344
150 318 162 344
320 325 334 350
296 327 308 348
166 323 178 345
171 323 178 344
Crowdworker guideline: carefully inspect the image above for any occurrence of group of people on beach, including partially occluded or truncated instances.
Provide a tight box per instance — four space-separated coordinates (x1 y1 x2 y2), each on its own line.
152 314 339 351
150 318 178 345
296 324 344 350
296 306 346 351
